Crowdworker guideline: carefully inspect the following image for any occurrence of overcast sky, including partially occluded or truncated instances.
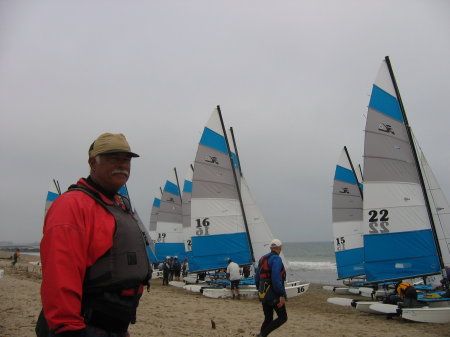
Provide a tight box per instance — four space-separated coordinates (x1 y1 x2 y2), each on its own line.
1 0 449 244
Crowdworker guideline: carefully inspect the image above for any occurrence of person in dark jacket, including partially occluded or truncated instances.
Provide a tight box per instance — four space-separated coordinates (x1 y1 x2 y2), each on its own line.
254 239 287 337
38 133 152 337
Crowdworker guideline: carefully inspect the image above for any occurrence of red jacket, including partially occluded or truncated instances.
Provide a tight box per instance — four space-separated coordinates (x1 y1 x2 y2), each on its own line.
40 178 125 334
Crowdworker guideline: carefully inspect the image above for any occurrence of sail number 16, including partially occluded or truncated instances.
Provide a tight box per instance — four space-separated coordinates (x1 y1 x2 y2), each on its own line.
196 218 210 236
368 209 390 234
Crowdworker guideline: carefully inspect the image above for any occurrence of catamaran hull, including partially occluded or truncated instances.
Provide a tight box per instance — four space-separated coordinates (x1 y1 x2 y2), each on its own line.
401 307 450 323
355 301 385 314
202 282 310 299
169 281 186 288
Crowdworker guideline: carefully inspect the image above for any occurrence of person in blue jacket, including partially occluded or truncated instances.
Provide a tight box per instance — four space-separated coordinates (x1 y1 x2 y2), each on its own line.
254 239 287 337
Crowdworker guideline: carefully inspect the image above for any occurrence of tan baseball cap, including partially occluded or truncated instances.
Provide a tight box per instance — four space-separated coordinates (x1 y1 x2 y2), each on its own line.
88 133 139 158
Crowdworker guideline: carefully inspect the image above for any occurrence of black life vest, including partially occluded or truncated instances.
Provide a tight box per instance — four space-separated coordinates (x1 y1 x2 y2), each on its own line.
68 185 152 292
258 252 286 282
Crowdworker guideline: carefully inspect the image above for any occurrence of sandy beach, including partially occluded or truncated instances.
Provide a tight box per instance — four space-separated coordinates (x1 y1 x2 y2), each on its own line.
1 254 450 337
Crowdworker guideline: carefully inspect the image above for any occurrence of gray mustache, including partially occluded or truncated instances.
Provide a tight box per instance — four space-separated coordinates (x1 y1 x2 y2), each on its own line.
112 170 129 177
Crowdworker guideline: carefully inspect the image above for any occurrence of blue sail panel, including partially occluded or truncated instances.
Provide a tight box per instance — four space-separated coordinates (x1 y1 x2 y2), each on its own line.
364 229 441 282
183 180 192 193
199 127 228 154
335 248 365 279
334 165 357 185
189 232 252 272
155 242 186 262
368 85 403 122
164 180 180 196
146 246 157 264
152 198 161 207
46 191 59 202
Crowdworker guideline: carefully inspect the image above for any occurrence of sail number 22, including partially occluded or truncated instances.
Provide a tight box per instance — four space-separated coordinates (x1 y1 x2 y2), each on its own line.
368 209 390 234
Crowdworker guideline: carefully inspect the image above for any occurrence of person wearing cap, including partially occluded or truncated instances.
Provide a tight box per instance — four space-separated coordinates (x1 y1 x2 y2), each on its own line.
254 239 287 337
37 133 152 337
226 258 241 299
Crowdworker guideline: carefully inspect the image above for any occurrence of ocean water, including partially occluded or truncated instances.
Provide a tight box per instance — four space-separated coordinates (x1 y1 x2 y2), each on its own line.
20 242 339 285
282 241 339 285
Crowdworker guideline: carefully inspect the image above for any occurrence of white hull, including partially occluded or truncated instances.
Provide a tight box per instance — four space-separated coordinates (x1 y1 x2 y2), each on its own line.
286 283 310 298
202 287 258 299
152 270 163 279
355 301 384 314
334 287 351 295
369 303 398 314
202 282 309 299
183 284 204 293
169 281 186 288
402 307 450 323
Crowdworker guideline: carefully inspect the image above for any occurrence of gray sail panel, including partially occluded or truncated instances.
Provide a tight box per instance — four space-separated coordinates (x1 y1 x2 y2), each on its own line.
364 107 419 184
332 208 363 223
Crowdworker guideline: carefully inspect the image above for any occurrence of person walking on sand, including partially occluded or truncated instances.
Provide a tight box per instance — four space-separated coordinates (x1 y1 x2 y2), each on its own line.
254 239 287 337
226 258 241 299
37 133 152 337
11 248 20 266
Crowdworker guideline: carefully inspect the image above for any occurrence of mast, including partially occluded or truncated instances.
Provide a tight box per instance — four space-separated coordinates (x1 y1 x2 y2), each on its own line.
53 179 61 195
216 105 255 262
229 127 243 176
385 55 445 270
343 146 363 200
174 167 182 204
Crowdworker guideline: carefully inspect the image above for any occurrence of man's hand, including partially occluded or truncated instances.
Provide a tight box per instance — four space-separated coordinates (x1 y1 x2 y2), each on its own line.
277 296 285 308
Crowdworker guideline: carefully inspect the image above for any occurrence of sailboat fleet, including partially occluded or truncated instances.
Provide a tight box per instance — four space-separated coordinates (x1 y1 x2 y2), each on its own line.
42 56 448 321
147 106 309 299
329 56 450 323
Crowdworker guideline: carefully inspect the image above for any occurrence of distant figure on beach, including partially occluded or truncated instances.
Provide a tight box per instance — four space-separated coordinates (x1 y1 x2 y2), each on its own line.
173 256 181 281
37 133 152 337
182 257 189 278
11 248 20 266
396 282 419 308
243 265 251 278
226 258 241 299
255 239 287 337
162 257 171 286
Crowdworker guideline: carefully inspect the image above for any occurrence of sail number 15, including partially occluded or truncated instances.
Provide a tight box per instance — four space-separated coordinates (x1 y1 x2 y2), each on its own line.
368 209 390 234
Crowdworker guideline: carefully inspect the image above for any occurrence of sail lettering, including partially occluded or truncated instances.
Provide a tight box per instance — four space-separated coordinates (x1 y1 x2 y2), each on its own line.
157 232 167 242
368 209 390 234
336 237 346 251
195 218 210 236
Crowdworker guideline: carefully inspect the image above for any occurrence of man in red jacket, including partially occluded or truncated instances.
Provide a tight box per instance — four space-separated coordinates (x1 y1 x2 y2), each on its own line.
38 133 152 337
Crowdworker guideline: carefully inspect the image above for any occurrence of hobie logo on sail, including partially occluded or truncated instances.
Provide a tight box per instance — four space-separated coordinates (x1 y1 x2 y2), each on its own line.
339 187 350 194
378 123 395 135
205 156 219 165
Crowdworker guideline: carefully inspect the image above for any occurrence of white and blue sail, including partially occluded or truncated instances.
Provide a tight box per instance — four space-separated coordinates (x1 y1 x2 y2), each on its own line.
154 169 186 262
187 107 252 272
45 179 61 215
182 165 194 260
332 147 364 279
149 196 161 241
362 57 441 283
